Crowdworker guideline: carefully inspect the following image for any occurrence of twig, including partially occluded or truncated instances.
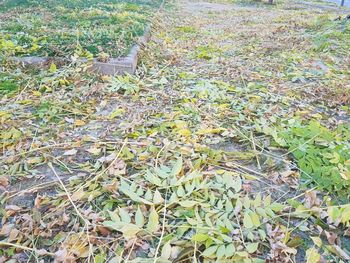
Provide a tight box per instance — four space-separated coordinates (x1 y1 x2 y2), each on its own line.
48 163 88 225
250 131 261 170
0 241 55 257
153 188 168 263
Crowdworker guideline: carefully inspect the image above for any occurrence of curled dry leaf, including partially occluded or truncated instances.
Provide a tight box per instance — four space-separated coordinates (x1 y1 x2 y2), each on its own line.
54 248 76 263
63 149 78 156
0 176 9 189
0 224 14 236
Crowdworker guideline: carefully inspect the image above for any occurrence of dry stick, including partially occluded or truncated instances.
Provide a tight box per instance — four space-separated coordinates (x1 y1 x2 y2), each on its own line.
5 181 59 200
155 144 167 169
211 162 285 193
48 162 88 225
48 163 93 261
2 140 146 161
250 131 261 170
41 141 127 221
15 83 30 102
1 142 70 161
235 214 246 247
50 154 73 174
81 140 127 187
0 241 55 257
124 238 137 263
193 241 198 263
153 188 168 263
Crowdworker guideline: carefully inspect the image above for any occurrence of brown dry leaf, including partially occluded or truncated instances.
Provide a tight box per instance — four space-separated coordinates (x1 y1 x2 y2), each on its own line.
304 191 321 209
325 231 338 245
62 213 70 223
63 149 78 156
37 249 50 256
5 205 21 211
108 159 126 176
34 195 44 209
266 224 296 262
103 180 119 193
0 224 14 236
54 248 76 263
8 228 19 242
96 225 110 236
98 153 116 163
71 189 85 201
345 228 350 236
64 234 90 258
280 170 299 188
0 176 9 189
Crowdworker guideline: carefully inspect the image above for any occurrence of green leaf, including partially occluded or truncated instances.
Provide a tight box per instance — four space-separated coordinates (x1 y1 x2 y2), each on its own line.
177 185 186 197
270 202 285 212
251 212 260 227
94 253 106 263
179 200 198 208
135 206 144 228
246 242 259 253
147 206 159 233
153 189 164 205
243 212 254 229
161 241 172 259
120 224 141 238
202 245 218 257
109 108 125 119
192 233 209 242
233 176 242 193
108 210 120 222
222 172 235 189
119 208 131 224
103 220 125 231
216 245 226 259
171 158 183 175
225 243 236 257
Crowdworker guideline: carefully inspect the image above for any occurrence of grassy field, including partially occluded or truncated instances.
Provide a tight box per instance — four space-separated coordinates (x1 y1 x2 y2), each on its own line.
0 0 162 58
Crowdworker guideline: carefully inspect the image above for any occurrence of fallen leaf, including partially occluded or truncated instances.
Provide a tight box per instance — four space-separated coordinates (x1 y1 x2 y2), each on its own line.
63 149 78 156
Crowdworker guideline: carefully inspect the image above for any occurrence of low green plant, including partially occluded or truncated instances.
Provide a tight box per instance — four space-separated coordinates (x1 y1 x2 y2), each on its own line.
258 119 350 197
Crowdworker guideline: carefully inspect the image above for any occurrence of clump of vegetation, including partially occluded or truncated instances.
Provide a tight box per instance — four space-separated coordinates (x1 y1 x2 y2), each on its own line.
259 119 350 197
0 0 162 57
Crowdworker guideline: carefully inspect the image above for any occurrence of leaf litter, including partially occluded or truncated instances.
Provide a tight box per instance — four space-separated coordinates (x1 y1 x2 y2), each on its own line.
1 0 350 262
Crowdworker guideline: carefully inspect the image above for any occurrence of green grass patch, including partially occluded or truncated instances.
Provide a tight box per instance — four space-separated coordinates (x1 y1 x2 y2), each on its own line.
0 0 162 58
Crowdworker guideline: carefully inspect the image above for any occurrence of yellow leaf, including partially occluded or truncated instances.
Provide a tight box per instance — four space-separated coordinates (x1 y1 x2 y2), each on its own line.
74 119 86 126
178 129 191 137
32 91 42 97
49 63 57 73
310 236 322 248
196 128 225 135
306 248 321 263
